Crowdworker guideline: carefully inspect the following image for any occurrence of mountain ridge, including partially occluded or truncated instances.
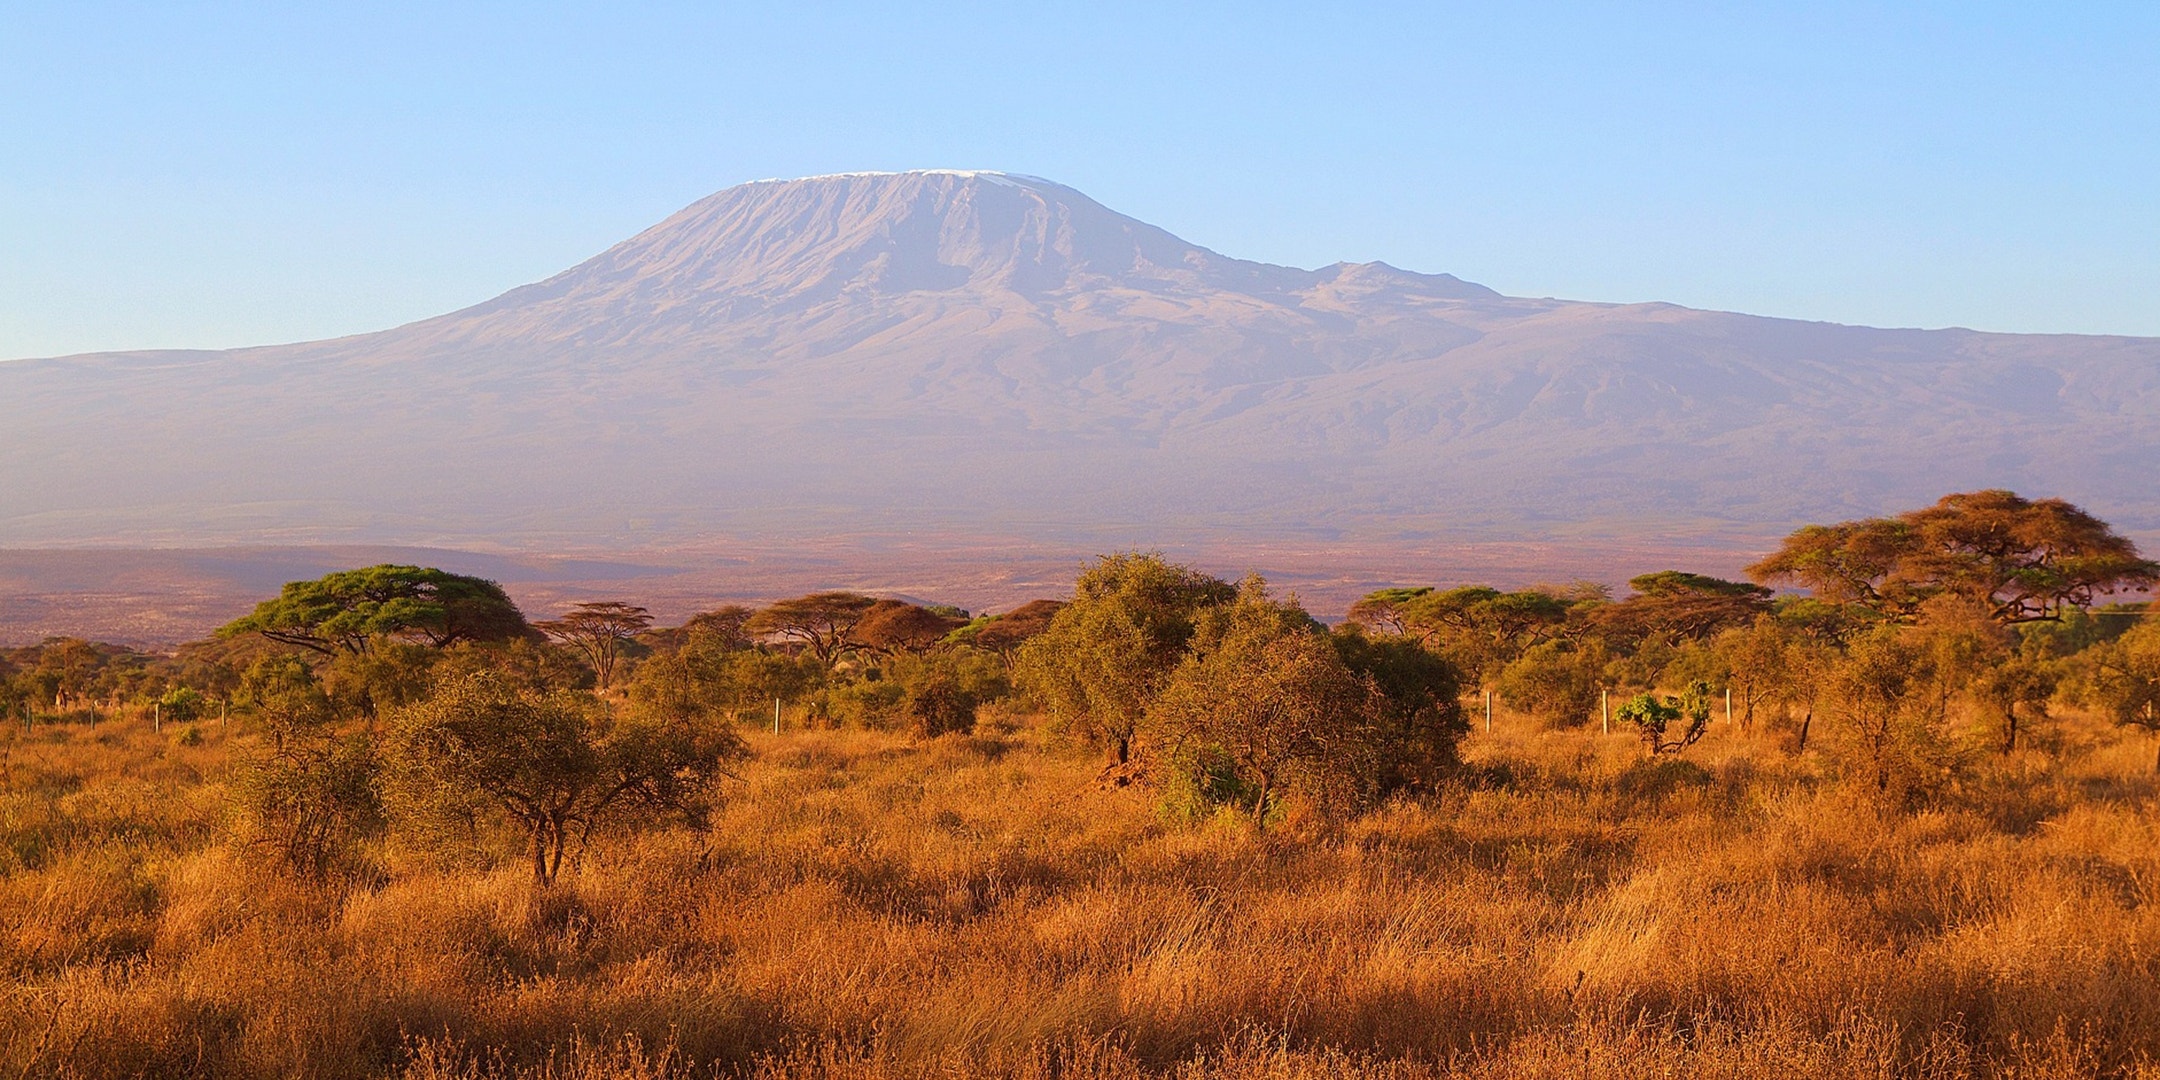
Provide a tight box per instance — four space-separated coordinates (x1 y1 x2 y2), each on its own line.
3 170 2156 560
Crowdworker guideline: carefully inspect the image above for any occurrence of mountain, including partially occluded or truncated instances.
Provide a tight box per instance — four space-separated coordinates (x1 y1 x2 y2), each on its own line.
4 169 2158 566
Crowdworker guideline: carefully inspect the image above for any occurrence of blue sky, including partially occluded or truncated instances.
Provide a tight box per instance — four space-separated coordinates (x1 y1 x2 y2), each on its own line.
3 2 2156 359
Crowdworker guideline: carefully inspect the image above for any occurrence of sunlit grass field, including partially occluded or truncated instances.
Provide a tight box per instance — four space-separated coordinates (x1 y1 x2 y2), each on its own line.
4 703 2158 1078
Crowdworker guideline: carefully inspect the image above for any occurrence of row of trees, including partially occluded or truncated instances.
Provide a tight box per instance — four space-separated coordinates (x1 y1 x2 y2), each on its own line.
8 489 2158 877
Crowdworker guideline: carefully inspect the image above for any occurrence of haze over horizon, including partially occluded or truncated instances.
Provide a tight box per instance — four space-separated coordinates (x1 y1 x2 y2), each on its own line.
5 3 2158 361
7 168 2159 570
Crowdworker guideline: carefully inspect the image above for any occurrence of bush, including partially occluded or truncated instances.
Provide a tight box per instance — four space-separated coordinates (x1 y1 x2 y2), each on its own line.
236 731 384 877
1145 583 1466 819
382 672 747 885
1497 640 1604 726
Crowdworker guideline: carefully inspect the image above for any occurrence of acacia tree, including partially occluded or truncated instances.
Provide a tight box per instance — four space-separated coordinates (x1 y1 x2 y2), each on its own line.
535 601 653 689
384 672 746 886
1749 491 2158 625
1594 572 1773 646
220 565 531 656
744 592 880 663
849 600 967 656
1351 585 1591 689
1012 554 1237 765
960 599 1066 657
1495 639 1606 727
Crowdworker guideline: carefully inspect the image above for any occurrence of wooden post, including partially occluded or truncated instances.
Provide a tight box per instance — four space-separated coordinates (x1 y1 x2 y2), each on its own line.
1725 687 1732 726
1601 688 1609 735
154 701 162 734
774 697 781 735
1484 690 1492 733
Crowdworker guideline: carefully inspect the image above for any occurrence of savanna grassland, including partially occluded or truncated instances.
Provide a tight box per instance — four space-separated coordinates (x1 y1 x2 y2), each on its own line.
5 492 2160 1079
7 679 2160 1077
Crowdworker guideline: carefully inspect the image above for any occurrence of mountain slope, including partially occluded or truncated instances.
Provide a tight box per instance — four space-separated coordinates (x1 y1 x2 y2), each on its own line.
3 170 2157 555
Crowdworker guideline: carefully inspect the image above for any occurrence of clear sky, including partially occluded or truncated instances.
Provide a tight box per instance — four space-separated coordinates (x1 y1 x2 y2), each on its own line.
4 2 2156 360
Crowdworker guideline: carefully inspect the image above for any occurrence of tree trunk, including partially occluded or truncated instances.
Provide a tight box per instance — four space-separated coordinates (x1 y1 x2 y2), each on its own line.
530 827 550 886
547 815 568 883
1796 709 1811 752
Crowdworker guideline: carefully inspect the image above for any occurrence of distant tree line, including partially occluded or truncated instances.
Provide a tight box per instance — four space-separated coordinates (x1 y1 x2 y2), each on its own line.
6 488 2158 880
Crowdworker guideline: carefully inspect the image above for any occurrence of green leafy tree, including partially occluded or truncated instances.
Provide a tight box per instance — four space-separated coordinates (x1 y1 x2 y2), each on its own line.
1749 491 2158 625
2085 618 2160 772
157 686 206 725
1146 582 1386 817
1496 639 1606 727
220 565 532 656
1329 630 1470 793
1617 680 1713 755
1710 617 1797 727
1012 554 1237 764
1351 585 1590 688
384 672 747 886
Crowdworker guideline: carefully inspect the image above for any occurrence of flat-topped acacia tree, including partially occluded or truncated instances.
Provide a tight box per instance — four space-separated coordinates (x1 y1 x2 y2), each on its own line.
535 601 652 689
220 564 532 655
743 591 880 662
1748 490 2158 625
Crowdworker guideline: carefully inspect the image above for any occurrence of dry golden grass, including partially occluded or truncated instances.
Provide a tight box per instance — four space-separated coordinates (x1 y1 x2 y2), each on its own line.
3 705 2159 1078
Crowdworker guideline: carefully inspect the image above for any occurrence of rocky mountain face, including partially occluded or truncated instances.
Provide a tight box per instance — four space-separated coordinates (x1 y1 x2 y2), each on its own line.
4 169 2157 558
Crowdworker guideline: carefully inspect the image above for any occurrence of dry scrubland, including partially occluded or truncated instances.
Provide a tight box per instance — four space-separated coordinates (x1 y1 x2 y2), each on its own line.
5 702 2159 1079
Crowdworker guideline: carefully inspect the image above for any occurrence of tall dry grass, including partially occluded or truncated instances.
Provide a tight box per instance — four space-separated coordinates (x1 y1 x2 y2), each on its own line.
3 703 2158 1078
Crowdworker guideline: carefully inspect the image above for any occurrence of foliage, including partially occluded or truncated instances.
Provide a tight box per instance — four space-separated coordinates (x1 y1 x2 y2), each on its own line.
1616 680 1713 755
2085 618 2160 771
535 601 653 688
1012 553 1236 763
382 672 747 885
1710 617 1797 727
1750 490 2159 624
1145 584 1380 817
1823 627 1961 802
1495 639 1605 727
1147 582 1467 818
156 685 206 725
1330 629 1470 791
1592 571 1773 645
219 565 532 655
238 730 384 877
624 638 825 721
953 598 1065 656
743 591 880 662
848 600 967 656
228 657 384 875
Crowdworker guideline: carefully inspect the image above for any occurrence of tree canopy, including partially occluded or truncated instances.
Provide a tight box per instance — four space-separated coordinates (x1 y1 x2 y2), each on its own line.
220 565 531 655
384 671 745 885
743 592 880 662
1592 571 1773 645
1749 491 2157 625
1012 554 1237 764
535 601 653 688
